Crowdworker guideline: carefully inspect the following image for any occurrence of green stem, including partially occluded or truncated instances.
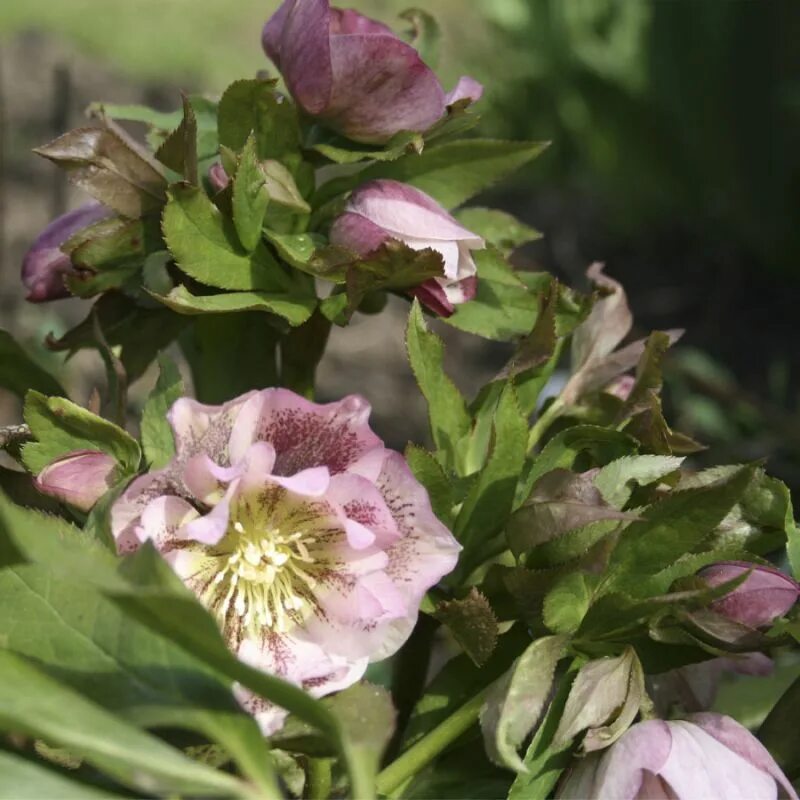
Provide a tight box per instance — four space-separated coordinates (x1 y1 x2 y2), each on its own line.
375 687 489 796
306 757 332 800
526 397 565 454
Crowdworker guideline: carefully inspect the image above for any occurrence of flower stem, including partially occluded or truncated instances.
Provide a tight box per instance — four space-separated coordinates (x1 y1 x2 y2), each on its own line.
526 397 565 454
375 687 489 796
306 757 332 800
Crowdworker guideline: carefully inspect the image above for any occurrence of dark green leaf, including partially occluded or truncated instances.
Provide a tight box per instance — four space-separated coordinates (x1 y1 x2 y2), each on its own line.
404 444 455 526
759 674 800 781
0 330 64 399
436 588 499 667
594 455 684 508
140 355 183 469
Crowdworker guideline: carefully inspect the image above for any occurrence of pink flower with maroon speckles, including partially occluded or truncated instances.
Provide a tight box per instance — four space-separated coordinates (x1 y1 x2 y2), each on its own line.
111 388 460 733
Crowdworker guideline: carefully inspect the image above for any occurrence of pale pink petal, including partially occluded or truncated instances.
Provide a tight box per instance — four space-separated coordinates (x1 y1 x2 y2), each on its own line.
344 519 376 549
35 450 117 511
326 471 401 548
401 237 461 278
137 495 199 547
182 481 239 545
445 75 484 105
345 181 483 243
182 453 245 503
208 163 230 193
111 469 174 545
689 713 798 800
268 467 331 497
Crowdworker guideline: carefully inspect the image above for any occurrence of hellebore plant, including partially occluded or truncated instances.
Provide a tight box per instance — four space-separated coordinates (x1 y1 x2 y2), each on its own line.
1 0 799 798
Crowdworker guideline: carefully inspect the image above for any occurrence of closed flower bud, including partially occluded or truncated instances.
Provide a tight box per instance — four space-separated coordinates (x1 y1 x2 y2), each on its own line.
699 561 799 628
262 0 482 144
557 714 798 800
208 162 230 193
35 450 118 511
21 203 110 302
330 179 484 316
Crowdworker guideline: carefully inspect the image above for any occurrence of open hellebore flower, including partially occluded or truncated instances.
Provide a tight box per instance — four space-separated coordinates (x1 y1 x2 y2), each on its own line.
557 713 798 800
110 389 460 732
21 202 110 302
35 450 118 512
699 561 799 628
262 0 483 144
330 179 484 316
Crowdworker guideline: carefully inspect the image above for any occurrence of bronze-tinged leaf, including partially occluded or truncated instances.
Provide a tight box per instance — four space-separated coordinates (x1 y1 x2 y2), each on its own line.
34 125 167 218
155 93 198 184
436 588 499 666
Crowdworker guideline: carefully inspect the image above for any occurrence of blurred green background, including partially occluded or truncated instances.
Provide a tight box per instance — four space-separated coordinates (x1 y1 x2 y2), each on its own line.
0 0 799 492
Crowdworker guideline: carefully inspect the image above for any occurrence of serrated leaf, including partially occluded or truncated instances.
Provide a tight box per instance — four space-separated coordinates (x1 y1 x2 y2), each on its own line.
162 183 289 292
404 444 455 525
155 93 198 183
594 455 684 508
22 391 141 476
34 124 166 218
455 207 541 254
480 635 568 772
0 330 64 399
232 133 270 251
140 355 183 469
406 300 471 471
543 572 594 634
311 129 423 164
436 588 499 666
150 284 315 326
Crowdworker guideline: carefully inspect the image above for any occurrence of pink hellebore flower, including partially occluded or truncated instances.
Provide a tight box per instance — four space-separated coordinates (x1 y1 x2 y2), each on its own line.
330 179 484 316
110 389 460 733
35 450 118 512
699 561 799 628
262 0 483 144
558 714 798 800
22 202 111 302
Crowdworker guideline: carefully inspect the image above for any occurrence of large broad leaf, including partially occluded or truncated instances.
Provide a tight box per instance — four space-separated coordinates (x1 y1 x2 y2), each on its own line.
0 330 64 399
594 455 684 508
455 207 541 253
315 140 548 209
162 183 290 292
405 301 471 472
0 651 249 798
22 391 141 476
480 635 568 772
140 355 183 469
34 124 167 218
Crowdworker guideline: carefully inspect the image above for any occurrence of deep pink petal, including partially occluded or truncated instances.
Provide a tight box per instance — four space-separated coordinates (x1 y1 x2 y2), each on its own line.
445 75 484 106
22 202 110 302
411 281 455 317
325 34 445 143
208 162 230 193
35 450 117 511
329 7 392 36
261 0 293 66
328 212 391 257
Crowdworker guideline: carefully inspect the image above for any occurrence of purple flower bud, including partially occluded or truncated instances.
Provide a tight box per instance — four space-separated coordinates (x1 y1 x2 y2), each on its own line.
208 163 230 193
699 561 799 628
21 203 111 302
557 714 798 799
329 179 484 316
604 374 635 400
262 0 483 144
35 450 118 511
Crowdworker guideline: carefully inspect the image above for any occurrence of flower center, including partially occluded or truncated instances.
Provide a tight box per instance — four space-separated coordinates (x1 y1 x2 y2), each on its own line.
202 515 321 637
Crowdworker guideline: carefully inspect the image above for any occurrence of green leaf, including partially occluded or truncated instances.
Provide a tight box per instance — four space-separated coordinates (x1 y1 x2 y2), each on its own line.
0 330 64 399
480 635 568 772
311 129 423 165
162 182 289 291
22 391 141 475
140 355 183 469
607 465 756 593
280 310 332 397
151 283 315 327
594 455 684 508
404 444 455 526
34 123 167 218
758 674 800 781
444 249 540 341
405 300 471 471
218 79 301 164
232 133 270 251
436 588 499 667
543 572 594 634
0 651 248 797
455 207 541 253
315 140 548 209
261 160 311 213
155 94 198 183
0 750 120 799
454 385 527 563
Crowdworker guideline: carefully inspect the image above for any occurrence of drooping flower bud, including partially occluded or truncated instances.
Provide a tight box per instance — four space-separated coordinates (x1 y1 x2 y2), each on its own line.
262 0 482 144
557 714 798 799
330 179 484 316
111 388 461 733
21 203 110 302
35 450 118 511
699 561 799 628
